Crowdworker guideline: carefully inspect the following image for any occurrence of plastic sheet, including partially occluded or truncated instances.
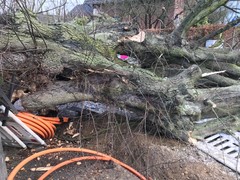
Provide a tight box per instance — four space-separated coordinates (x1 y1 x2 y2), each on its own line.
57 101 137 119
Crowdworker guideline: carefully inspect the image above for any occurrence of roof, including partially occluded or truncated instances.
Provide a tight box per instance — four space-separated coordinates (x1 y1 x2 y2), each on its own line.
68 4 94 17
84 0 123 5
69 0 123 17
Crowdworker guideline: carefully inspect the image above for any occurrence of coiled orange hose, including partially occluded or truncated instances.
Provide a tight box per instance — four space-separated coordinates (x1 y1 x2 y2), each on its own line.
8 147 147 180
16 112 69 139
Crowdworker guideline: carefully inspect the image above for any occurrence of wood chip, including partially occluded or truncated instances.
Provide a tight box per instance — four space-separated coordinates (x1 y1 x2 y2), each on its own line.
202 70 226 77
72 133 80 138
5 157 10 162
68 122 73 129
30 166 53 172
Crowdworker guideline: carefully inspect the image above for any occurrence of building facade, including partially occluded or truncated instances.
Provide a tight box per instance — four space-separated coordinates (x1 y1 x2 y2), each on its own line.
69 0 185 29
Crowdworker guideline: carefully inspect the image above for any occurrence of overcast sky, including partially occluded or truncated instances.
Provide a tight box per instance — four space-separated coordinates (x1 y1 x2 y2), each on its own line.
42 0 240 18
64 0 84 11
225 1 240 22
42 0 84 13
0 0 85 14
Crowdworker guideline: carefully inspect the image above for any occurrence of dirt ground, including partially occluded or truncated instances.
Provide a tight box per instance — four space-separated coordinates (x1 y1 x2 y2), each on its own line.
3 114 239 180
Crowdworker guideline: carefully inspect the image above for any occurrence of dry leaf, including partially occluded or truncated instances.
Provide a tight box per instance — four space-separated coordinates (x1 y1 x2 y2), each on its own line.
127 30 145 42
118 30 146 43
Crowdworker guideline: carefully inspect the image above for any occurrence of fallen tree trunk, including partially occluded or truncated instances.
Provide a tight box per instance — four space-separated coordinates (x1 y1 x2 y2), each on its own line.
120 40 240 65
1 11 240 141
21 65 240 140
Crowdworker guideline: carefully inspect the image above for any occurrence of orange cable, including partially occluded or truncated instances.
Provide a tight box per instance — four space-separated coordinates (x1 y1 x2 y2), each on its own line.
18 117 48 138
26 115 55 138
24 112 67 126
38 156 110 180
24 113 68 126
8 147 147 180
16 112 69 139
36 120 54 138
17 115 51 138
19 112 59 126
23 112 69 123
40 116 69 123
19 119 46 138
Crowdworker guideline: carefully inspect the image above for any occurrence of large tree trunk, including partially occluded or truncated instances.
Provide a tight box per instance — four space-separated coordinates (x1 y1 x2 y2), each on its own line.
1 9 240 141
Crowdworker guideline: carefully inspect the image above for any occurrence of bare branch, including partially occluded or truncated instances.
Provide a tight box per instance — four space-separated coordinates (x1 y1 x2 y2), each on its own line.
36 1 66 14
224 5 240 14
170 0 228 46
36 0 48 13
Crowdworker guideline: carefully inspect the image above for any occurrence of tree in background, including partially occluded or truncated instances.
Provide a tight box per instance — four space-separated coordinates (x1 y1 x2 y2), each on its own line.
101 0 181 29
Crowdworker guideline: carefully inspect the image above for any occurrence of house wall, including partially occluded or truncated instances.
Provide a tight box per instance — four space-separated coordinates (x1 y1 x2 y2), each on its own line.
175 0 185 16
100 0 185 29
166 0 185 28
68 1 185 29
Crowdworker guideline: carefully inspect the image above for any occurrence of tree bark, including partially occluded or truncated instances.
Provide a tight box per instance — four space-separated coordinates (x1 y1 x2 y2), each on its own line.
170 0 228 46
1 8 240 141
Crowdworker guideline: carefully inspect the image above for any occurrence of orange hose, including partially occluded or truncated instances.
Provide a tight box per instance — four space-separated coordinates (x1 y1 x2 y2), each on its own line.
19 112 56 130
39 116 69 123
8 148 147 180
19 112 66 125
39 156 110 180
19 119 46 138
21 112 69 123
16 112 69 139
19 112 69 123
18 116 51 138
17 115 51 138
24 114 55 137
